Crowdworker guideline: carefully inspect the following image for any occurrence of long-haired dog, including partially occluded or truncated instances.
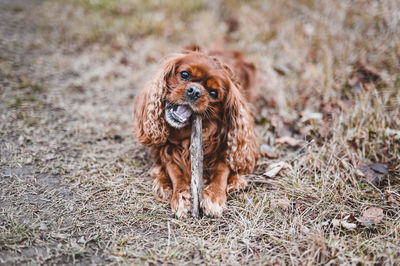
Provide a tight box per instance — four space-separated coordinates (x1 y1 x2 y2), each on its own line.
133 46 258 217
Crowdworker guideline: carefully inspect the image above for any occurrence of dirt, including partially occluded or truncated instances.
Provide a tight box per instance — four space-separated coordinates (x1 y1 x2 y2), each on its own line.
0 0 144 264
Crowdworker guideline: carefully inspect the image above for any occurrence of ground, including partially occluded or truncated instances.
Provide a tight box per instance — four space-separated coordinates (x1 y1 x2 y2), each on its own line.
0 0 399 264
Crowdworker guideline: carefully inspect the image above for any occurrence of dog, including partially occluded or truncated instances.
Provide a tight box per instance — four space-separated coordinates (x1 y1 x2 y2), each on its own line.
133 46 258 217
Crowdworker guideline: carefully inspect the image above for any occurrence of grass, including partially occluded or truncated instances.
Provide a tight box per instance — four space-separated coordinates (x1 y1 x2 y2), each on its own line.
0 0 399 264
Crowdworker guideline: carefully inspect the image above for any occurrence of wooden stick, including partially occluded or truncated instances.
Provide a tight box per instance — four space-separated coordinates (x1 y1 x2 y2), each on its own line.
190 114 203 218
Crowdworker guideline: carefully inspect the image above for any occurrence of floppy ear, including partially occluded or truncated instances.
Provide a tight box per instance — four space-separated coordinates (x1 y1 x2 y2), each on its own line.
224 79 258 174
133 57 178 146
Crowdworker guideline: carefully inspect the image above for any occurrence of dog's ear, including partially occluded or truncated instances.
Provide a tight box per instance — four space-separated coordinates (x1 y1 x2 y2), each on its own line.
223 79 258 173
222 63 233 78
133 56 180 146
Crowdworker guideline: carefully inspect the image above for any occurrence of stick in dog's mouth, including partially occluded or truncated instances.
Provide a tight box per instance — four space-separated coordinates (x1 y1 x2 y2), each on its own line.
190 114 203 218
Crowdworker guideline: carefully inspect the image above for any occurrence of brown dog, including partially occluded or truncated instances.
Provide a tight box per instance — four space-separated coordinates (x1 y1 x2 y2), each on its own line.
133 46 258 217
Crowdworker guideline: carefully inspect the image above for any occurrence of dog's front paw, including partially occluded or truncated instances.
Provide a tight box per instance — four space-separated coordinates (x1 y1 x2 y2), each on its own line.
151 166 172 201
170 190 191 218
227 174 247 193
153 178 172 201
201 187 226 217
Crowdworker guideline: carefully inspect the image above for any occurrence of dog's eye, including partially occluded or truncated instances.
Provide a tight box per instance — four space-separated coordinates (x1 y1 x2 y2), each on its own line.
180 71 190 81
209 90 218 99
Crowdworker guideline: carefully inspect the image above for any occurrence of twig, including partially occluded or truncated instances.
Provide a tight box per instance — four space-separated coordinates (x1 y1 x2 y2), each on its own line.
190 114 203 218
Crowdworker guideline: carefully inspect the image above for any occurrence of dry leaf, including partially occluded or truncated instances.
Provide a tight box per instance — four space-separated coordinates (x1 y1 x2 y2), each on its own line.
356 163 388 185
263 162 290 178
357 207 384 226
275 136 299 147
386 190 400 207
300 110 323 122
332 215 357 230
348 58 382 93
357 60 381 82
369 163 388 174
260 144 278 159
341 220 357 230
271 196 290 210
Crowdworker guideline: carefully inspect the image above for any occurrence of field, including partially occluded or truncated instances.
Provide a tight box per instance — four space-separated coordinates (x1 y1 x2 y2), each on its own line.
1 0 399 264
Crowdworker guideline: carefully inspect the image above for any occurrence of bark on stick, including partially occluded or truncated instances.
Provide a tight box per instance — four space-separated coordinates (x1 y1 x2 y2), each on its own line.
190 114 203 218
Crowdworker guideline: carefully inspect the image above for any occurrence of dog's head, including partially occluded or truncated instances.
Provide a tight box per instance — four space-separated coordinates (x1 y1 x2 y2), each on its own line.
163 52 233 128
133 50 257 173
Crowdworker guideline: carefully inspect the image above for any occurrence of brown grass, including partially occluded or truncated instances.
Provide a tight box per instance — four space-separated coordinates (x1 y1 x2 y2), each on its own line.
1 0 399 264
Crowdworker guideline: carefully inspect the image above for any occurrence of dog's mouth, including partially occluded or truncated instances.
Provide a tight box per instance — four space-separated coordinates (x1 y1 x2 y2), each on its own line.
165 102 193 128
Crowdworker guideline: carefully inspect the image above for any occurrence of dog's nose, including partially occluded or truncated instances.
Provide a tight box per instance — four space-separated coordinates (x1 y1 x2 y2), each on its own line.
186 86 202 101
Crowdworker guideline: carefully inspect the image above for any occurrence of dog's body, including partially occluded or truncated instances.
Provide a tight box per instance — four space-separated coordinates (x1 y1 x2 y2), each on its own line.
134 47 258 217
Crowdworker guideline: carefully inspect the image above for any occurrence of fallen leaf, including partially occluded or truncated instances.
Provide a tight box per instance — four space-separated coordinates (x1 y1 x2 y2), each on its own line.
300 110 323 122
356 163 387 185
341 220 357 230
263 162 290 178
356 59 381 83
275 136 300 147
271 196 290 210
347 58 382 93
357 207 384 226
369 163 388 174
386 190 400 207
332 215 357 230
260 144 278 159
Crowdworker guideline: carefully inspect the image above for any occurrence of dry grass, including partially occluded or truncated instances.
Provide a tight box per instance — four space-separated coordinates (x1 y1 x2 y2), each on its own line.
1 0 399 264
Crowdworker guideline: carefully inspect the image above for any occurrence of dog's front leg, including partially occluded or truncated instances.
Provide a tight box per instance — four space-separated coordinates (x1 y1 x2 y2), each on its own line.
201 161 229 217
166 162 191 218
